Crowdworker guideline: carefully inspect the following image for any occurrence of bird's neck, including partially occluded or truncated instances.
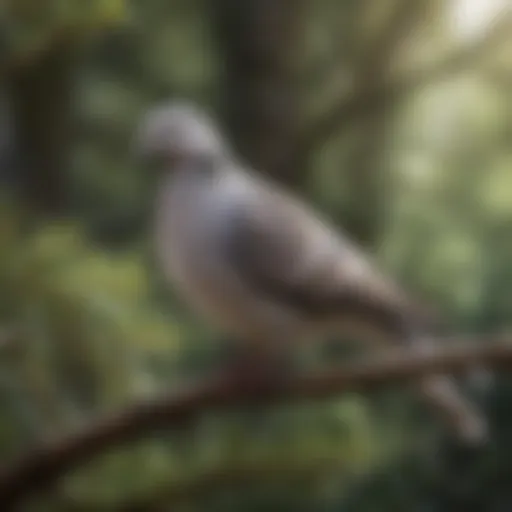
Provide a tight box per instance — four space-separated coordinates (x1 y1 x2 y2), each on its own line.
160 156 225 198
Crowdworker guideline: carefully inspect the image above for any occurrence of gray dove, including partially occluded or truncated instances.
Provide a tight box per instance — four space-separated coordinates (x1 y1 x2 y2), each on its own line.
136 100 487 444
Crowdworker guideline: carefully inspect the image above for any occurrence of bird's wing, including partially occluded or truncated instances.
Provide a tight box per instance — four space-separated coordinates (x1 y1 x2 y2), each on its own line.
222 177 435 336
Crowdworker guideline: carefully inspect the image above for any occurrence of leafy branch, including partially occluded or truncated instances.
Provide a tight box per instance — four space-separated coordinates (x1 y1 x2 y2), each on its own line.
301 11 512 153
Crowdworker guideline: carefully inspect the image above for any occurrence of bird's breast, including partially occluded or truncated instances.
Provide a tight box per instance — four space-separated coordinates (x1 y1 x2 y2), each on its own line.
154 178 214 291
152 172 310 343
153 176 246 330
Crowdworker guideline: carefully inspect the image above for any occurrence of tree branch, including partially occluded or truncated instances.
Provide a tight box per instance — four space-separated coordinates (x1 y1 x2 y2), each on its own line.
356 0 427 82
301 12 512 153
0 335 511 510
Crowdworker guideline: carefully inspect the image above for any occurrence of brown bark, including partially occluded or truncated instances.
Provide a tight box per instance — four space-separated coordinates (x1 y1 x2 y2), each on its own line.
7 41 75 215
0 335 510 510
211 0 305 188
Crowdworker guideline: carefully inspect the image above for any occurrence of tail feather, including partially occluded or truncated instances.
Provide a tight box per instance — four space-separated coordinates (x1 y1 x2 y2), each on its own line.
409 335 488 445
417 374 488 445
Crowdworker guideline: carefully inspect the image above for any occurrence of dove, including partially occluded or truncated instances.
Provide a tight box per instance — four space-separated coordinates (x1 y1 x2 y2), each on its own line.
136 100 487 444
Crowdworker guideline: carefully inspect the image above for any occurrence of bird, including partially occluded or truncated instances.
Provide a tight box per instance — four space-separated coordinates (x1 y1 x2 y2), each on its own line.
135 100 488 445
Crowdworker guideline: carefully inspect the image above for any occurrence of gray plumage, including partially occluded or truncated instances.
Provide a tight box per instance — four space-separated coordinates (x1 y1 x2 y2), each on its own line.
137 100 487 444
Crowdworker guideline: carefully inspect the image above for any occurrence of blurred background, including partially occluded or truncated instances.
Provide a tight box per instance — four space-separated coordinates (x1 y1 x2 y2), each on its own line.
0 0 511 510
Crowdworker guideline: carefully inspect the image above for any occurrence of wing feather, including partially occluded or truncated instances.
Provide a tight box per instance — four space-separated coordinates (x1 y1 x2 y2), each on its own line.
222 178 437 337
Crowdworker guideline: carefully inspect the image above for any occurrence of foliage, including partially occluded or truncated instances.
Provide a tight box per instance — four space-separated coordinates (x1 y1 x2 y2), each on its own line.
0 0 510 509
0 207 399 509
2 0 128 64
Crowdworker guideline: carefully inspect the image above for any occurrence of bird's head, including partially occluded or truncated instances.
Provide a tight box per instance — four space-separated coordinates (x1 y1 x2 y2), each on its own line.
135 101 227 173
